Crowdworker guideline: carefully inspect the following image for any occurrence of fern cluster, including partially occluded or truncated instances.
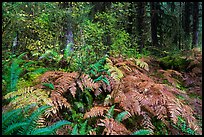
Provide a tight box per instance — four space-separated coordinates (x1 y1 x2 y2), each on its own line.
2 104 71 135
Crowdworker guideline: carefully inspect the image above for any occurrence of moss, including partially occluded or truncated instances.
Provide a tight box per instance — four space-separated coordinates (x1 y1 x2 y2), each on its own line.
159 55 190 71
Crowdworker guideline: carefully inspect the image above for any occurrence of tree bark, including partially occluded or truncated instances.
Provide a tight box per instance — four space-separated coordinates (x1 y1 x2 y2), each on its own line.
192 2 199 48
183 2 191 37
150 2 158 47
136 2 147 53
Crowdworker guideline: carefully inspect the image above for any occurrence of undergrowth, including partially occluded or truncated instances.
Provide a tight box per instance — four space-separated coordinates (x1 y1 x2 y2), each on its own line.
2 48 202 135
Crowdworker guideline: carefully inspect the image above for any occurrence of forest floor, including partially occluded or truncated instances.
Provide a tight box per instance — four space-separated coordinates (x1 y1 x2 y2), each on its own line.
3 48 202 135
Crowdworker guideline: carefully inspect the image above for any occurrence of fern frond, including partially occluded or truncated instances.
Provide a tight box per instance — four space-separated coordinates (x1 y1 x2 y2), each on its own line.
159 69 183 87
3 122 29 135
115 111 130 122
98 118 131 135
104 61 124 82
71 124 79 135
4 87 52 110
42 83 55 90
22 105 51 135
2 108 23 127
9 59 23 92
45 92 71 117
79 120 88 135
104 94 113 106
106 105 115 119
80 74 99 91
133 58 149 71
131 129 152 135
30 120 71 135
84 106 109 119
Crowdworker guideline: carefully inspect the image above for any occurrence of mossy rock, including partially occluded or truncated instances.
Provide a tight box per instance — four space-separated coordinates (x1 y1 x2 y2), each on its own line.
159 55 190 71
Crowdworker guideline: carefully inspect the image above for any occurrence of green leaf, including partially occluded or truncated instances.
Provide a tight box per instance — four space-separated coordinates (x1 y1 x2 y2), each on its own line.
31 120 71 135
79 120 88 135
101 77 110 85
115 111 129 122
131 129 151 135
106 105 115 118
3 122 29 135
71 124 78 135
22 105 51 134
42 83 55 90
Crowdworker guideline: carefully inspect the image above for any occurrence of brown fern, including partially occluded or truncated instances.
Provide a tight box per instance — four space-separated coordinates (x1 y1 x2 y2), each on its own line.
106 56 201 134
98 118 131 135
83 106 109 119
159 69 183 87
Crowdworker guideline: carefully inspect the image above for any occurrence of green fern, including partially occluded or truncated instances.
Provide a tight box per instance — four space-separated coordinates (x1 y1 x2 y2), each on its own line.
21 105 52 134
2 104 71 135
70 120 93 135
42 83 55 90
93 75 109 85
30 120 71 135
106 105 115 119
9 59 23 92
2 104 36 135
131 129 152 135
79 120 88 135
4 122 30 135
71 124 79 135
115 111 130 122
83 89 93 110
172 116 196 135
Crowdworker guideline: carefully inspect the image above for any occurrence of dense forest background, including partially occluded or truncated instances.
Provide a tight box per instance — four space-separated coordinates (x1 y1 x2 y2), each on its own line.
2 2 202 135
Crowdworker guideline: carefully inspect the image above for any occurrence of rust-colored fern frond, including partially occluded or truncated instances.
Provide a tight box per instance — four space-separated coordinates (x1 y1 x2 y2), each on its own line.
45 92 71 118
79 74 100 91
36 71 79 98
98 118 131 135
140 111 155 134
159 69 183 87
106 58 201 134
83 106 109 119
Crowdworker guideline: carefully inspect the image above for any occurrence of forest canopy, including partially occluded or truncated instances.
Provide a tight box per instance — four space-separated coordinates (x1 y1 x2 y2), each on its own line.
2 2 202 135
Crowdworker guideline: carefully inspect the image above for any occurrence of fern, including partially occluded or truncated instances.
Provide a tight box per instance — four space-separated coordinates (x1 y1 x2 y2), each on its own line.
115 111 130 122
104 58 124 82
3 122 30 135
22 105 52 134
172 116 196 135
71 124 79 135
83 89 93 110
93 75 109 85
84 106 109 119
30 120 71 135
132 58 149 71
131 129 152 135
79 120 88 135
4 87 52 110
98 118 131 135
42 83 55 90
106 105 115 119
2 105 71 135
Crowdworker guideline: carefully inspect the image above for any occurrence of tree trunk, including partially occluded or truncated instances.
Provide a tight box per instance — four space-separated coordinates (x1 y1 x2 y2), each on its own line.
136 2 147 53
150 2 158 47
192 2 199 48
183 2 191 37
